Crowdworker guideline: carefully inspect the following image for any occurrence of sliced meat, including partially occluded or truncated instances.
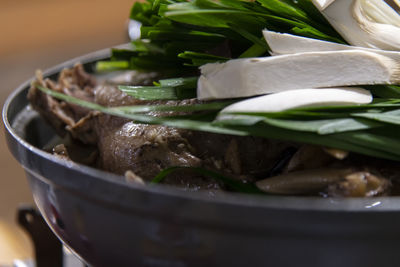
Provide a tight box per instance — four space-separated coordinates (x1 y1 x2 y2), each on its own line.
284 145 336 173
95 84 143 107
256 168 391 197
327 171 390 197
28 64 98 144
95 116 201 177
95 115 224 190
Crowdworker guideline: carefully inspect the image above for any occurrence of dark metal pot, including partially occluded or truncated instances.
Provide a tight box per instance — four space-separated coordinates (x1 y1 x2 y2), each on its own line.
4 49 400 267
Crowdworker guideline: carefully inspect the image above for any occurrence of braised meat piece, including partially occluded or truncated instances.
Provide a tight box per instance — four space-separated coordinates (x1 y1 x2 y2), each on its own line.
93 86 295 187
256 167 391 197
28 65 98 144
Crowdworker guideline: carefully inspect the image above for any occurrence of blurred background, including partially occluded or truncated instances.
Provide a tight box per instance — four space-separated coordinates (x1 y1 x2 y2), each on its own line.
0 0 134 264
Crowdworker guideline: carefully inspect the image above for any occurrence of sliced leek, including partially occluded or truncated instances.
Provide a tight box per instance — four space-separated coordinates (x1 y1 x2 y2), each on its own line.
216 87 372 121
198 50 400 99
312 0 400 50
262 30 400 59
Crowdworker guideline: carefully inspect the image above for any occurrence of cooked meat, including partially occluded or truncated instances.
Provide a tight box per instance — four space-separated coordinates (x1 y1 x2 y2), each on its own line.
52 144 69 158
283 145 335 173
28 64 400 196
256 168 391 197
92 93 296 188
95 84 143 107
124 170 145 185
95 116 201 177
28 65 98 144
327 171 390 197
256 168 353 195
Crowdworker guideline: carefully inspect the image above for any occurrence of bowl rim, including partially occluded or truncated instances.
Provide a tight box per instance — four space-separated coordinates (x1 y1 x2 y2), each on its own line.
4 46 400 213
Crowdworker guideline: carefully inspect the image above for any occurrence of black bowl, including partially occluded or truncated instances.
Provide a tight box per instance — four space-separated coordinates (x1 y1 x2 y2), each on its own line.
4 48 400 267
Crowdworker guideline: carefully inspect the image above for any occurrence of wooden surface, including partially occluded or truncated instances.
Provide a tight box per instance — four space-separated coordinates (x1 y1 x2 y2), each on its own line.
0 0 134 263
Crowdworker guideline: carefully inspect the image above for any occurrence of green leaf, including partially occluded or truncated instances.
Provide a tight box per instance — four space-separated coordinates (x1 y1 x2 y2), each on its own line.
239 42 269 58
151 166 264 194
119 76 199 100
353 110 400 125
228 24 269 48
257 0 310 23
158 76 198 87
119 86 183 100
291 26 345 44
317 118 382 134
131 40 165 54
177 51 230 61
333 131 400 158
143 28 226 42
365 85 400 98
113 101 233 113
227 124 400 161
178 51 230 65
264 117 381 135
218 115 382 134
110 48 139 60
95 61 130 72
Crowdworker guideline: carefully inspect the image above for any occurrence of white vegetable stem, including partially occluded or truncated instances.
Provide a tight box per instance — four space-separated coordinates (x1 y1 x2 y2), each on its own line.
312 0 400 50
217 88 372 120
197 50 400 99
263 30 350 55
263 30 400 60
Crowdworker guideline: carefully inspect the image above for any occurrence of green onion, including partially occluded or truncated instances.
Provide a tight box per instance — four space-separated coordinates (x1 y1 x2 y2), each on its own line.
118 76 198 100
96 0 343 72
96 61 130 72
